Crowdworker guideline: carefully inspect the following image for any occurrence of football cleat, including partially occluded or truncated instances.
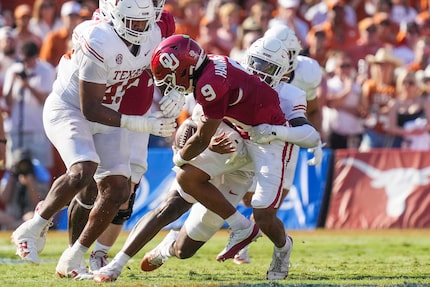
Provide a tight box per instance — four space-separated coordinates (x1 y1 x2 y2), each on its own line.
93 259 123 282
56 247 92 279
266 235 293 280
11 220 41 264
89 250 109 273
216 222 262 262
140 230 178 271
233 245 251 265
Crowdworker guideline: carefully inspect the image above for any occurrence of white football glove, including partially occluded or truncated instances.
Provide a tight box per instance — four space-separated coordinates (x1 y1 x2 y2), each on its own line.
159 89 186 118
307 141 326 166
249 124 279 144
121 112 176 137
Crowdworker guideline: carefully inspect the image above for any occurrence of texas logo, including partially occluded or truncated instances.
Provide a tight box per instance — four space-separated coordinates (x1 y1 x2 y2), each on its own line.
326 149 430 229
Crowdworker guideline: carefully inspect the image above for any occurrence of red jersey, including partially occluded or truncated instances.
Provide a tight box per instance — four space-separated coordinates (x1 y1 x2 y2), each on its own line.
118 70 154 116
194 55 286 126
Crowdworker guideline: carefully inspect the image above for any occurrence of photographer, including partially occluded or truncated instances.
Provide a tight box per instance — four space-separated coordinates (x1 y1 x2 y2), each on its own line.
2 40 55 171
0 149 50 230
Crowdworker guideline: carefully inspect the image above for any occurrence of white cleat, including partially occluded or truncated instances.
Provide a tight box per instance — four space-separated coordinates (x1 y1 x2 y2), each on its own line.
89 250 109 273
140 230 178 272
216 222 262 262
56 247 92 280
266 235 293 280
11 220 41 264
233 245 251 265
93 259 123 282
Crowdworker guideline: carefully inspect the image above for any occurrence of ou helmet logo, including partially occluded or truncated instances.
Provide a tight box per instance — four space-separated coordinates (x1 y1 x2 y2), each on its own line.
159 53 180 70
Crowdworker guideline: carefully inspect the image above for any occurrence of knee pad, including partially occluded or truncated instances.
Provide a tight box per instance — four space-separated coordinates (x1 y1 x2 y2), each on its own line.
111 191 136 225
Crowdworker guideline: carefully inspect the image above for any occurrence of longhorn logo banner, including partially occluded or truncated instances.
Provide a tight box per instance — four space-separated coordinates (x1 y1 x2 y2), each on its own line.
326 149 430 228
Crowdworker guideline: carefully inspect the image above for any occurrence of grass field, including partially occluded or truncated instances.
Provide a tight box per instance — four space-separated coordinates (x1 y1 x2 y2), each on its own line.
0 229 429 287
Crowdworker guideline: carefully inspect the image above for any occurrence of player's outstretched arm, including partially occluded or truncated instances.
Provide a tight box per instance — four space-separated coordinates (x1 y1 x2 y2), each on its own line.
249 120 320 148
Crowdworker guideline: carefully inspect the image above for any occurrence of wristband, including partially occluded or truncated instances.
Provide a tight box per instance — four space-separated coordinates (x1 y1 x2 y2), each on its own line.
0 139 7 144
173 151 189 167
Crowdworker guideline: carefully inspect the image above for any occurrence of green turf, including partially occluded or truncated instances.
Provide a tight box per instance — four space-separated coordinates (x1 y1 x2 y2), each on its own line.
0 229 429 286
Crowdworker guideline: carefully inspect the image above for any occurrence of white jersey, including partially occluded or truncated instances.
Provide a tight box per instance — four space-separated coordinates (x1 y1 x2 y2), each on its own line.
275 82 320 190
290 55 322 101
276 82 307 121
51 20 161 111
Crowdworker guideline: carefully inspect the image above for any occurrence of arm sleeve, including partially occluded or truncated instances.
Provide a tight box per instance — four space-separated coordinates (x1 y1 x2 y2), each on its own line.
275 124 321 148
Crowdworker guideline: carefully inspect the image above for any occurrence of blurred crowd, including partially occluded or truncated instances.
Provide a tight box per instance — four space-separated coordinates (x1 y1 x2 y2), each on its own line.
1 0 430 227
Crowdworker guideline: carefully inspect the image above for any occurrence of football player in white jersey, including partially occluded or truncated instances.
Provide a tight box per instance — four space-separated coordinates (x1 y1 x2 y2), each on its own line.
78 0 177 273
11 0 176 279
265 24 324 137
232 25 325 265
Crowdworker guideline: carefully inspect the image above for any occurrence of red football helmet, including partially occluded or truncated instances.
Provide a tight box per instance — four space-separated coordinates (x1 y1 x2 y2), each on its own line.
150 34 207 94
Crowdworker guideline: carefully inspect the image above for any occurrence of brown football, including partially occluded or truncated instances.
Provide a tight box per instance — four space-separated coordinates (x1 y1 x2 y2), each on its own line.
174 118 198 149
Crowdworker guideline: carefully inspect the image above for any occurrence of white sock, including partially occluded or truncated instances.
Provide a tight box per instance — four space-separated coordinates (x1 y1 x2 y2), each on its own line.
32 212 49 233
93 240 111 253
72 241 89 256
226 211 251 230
276 236 290 252
114 251 130 268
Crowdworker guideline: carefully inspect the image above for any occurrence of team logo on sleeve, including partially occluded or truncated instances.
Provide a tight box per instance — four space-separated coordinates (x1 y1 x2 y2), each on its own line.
116 54 123 64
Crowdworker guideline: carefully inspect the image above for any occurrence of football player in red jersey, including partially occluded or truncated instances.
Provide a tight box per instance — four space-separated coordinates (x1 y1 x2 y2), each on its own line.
151 34 291 268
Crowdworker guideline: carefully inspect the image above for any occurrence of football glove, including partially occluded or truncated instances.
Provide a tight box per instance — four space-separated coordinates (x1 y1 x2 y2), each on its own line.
159 89 185 118
307 141 326 166
249 124 284 144
121 112 176 137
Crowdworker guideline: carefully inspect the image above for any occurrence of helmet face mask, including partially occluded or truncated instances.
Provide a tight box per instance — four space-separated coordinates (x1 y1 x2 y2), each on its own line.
245 37 290 88
247 56 283 86
151 34 206 94
156 73 188 95
111 0 155 45
152 0 166 21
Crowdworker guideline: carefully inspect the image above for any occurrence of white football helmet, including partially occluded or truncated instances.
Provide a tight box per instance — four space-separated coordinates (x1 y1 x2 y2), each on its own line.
264 25 302 74
244 36 291 88
110 0 155 45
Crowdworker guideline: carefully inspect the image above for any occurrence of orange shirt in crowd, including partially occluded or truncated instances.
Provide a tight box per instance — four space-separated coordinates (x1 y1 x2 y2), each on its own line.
308 21 360 52
174 21 200 40
39 27 70 67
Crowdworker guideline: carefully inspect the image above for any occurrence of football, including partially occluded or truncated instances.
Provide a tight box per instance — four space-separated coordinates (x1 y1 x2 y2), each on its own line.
174 118 198 149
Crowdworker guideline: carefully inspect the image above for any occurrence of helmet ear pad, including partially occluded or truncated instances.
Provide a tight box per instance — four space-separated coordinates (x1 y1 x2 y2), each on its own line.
150 34 207 93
